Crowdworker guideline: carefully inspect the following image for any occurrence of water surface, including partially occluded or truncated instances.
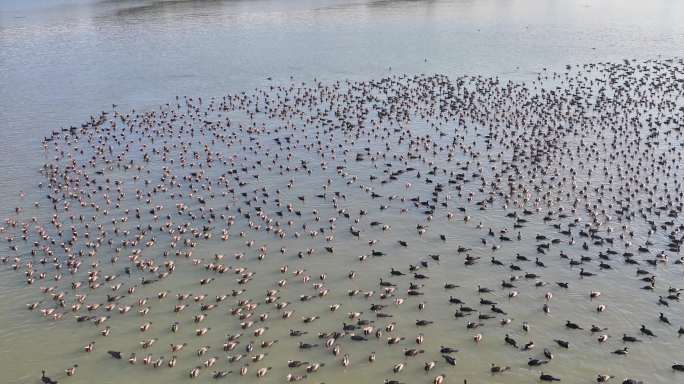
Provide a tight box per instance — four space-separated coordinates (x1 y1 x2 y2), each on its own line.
1 1 684 384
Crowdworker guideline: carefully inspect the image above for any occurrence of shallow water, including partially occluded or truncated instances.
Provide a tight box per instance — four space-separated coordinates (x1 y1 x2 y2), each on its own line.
2 1 684 384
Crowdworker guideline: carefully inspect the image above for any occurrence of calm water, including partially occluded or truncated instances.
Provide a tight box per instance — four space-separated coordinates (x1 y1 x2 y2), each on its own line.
2 1 684 384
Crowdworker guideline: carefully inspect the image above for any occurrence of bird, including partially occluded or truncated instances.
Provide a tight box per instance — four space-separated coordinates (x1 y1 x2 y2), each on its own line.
41 370 58 384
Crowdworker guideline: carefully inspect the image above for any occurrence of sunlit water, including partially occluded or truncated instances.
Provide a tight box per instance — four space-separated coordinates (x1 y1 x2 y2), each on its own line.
2 1 684 384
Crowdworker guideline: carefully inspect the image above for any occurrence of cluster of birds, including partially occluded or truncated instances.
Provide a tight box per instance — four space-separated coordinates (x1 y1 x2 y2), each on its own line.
3 58 684 384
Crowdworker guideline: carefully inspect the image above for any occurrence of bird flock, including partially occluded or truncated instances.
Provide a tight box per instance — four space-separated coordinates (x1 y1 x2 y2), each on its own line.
3 58 684 384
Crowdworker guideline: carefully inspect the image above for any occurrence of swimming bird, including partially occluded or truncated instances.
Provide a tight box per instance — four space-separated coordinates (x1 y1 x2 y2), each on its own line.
41 370 57 384
540 372 561 381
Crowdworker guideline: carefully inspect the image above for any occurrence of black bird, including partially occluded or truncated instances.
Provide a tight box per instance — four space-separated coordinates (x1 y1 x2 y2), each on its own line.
659 312 671 325
41 370 58 384
579 268 596 277
622 334 642 343
213 370 231 378
658 296 669 307
439 346 458 354
540 372 561 381
566 321 583 330
442 354 457 366
640 325 656 337
613 347 629 355
504 334 518 348
478 285 494 294
528 358 548 366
